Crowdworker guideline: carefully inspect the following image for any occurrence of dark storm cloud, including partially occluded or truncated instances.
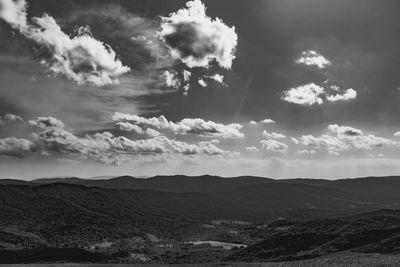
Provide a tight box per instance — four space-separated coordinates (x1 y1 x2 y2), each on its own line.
159 0 237 69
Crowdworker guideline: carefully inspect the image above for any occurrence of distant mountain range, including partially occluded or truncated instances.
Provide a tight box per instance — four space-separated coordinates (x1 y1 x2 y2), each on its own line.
2 175 400 214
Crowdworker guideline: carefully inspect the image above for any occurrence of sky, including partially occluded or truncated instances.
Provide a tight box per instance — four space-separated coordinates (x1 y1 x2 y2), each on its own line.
1 0 400 179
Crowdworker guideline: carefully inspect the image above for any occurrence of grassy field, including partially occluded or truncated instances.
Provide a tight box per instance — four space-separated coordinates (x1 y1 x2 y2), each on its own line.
2 253 400 267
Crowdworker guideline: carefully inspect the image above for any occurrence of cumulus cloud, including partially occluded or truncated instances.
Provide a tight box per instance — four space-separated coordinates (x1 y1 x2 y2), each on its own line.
283 83 357 105
116 122 161 137
328 151 340 156
295 149 316 155
198 78 207 87
112 112 244 138
0 113 240 163
260 139 288 153
300 134 349 153
205 74 225 85
246 146 260 152
0 0 27 28
0 0 130 86
394 131 400 137
295 50 331 69
299 124 397 154
0 137 33 158
282 83 325 105
29 116 65 129
326 88 357 102
288 47 358 105
182 70 192 82
291 137 300 144
262 130 286 139
327 124 363 136
348 134 397 150
159 0 237 69
0 113 23 125
328 124 396 150
35 126 228 164
163 70 181 89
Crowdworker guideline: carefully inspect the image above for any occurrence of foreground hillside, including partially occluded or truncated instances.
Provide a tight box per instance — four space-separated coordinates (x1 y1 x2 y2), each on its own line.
7 253 400 266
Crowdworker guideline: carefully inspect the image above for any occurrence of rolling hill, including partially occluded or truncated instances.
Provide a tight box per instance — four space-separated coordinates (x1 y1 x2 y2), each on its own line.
1 175 400 263
227 209 400 262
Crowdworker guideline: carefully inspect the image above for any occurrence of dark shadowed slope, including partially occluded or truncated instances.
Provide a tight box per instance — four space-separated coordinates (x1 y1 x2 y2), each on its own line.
0 183 259 247
2 176 400 220
0 179 34 185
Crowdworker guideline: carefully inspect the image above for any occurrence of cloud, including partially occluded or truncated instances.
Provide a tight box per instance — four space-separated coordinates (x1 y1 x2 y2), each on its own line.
0 0 130 86
291 137 300 144
282 83 325 105
0 137 33 157
0 0 26 28
394 131 400 137
163 70 181 89
183 70 192 82
282 83 357 105
116 122 161 137
300 134 349 153
35 126 228 164
246 146 259 152
198 78 207 87
260 139 288 153
112 112 244 138
259 118 275 124
299 124 397 153
2 114 243 163
159 0 237 69
249 120 258 125
348 134 397 150
327 124 363 136
326 88 357 102
205 74 225 85
56 158 81 165
29 116 65 129
295 50 331 69
327 124 396 150
0 113 23 125
295 149 316 155
262 130 286 139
